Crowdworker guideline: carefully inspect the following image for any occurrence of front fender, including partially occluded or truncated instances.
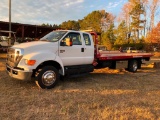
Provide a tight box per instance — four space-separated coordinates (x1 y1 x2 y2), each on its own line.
55 55 65 75
17 52 64 74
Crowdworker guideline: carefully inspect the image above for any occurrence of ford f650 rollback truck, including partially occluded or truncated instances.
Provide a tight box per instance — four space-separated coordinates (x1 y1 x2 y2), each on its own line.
6 30 153 89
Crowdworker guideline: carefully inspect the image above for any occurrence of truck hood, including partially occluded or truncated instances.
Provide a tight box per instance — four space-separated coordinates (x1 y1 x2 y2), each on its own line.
12 41 59 54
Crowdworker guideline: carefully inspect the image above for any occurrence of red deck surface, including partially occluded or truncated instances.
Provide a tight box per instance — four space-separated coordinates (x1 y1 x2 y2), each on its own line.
98 51 154 60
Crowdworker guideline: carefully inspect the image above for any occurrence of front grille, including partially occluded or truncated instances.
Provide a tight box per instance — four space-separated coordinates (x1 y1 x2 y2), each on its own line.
6 48 23 67
6 48 16 67
8 48 15 54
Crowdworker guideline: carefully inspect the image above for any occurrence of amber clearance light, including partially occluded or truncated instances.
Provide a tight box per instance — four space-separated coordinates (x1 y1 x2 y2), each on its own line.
25 60 36 66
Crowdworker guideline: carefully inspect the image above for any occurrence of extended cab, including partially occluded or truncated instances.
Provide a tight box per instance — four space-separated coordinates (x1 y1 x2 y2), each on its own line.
6 30 153 89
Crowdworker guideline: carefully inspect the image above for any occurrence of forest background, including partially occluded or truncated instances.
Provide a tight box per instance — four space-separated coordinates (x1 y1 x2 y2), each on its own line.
42 0 160 51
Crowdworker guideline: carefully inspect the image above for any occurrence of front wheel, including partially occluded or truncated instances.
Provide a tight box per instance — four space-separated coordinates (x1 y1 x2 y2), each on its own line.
128 60 138 72
35 66 59 89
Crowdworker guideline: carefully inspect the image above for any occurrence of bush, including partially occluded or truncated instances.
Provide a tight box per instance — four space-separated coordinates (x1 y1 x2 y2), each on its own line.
113 43 145 50
154 52 160 57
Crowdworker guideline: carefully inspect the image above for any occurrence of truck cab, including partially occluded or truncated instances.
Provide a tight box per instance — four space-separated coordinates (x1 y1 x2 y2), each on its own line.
6 30 95 89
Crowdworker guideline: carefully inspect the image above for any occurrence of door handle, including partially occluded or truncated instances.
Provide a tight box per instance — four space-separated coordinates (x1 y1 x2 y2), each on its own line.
81 48 84 52
60 50 65 53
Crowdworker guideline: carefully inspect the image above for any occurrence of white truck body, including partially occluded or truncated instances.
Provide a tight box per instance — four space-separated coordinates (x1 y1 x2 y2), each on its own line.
6 30 95 88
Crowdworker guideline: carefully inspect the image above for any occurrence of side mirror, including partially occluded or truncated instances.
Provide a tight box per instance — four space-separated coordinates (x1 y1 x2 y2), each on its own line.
60 38 72 46
60 41 65 46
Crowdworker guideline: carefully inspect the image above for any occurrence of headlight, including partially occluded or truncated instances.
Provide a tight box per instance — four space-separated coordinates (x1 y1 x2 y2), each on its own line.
6 48 24 67
15 50 20 61
14 48 24 66
15 48 24 56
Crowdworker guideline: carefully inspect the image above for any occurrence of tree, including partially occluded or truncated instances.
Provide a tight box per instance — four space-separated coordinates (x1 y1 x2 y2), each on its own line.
118 2 132 30
41 23 50 27
79 11 102 32
118 0 148 37
114 21 128 45
146 22 160 45
79 10 114 33
147 0 160 30
129 0 146 40
41 23 60 29
53 24 60 29
101 24 116 50
100 10 115 32
60 20 80 30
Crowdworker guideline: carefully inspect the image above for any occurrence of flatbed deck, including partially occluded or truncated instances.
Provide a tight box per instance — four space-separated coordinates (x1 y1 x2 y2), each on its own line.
98 51 153 60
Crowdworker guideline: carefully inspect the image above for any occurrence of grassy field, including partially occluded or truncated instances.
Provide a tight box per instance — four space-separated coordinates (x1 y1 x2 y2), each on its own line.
0 58 160 120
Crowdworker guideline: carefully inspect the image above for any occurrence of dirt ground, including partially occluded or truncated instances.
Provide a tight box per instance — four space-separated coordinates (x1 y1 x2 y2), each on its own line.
0 58 160 120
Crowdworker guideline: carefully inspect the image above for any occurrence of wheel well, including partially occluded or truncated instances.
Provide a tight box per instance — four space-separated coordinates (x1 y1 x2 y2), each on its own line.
32 60 61 78
128 59 142 69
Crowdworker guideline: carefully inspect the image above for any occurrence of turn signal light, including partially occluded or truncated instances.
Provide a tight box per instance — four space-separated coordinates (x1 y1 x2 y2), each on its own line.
25 60 36 66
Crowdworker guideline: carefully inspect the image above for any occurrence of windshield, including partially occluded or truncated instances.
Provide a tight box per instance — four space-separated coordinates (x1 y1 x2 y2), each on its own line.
40 31 67 42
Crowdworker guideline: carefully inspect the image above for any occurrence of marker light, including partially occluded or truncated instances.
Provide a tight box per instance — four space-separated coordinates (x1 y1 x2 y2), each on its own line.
25 60 36 66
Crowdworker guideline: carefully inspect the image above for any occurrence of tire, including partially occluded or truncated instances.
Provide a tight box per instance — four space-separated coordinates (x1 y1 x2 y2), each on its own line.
128 60 138 72
109 61 116 69
35 66 59 89
137 60 142 69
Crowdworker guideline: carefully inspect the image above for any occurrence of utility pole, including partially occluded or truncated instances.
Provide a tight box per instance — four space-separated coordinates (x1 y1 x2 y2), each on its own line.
9 0 11 46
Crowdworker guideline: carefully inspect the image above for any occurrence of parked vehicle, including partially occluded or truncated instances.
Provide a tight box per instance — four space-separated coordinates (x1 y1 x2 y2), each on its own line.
6 30 153 89
98 45 107 51
0 30 19 52
0 36 8 47
122 47 144 53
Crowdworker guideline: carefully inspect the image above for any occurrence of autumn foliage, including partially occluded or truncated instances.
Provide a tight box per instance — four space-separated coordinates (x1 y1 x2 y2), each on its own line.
146 22 160 45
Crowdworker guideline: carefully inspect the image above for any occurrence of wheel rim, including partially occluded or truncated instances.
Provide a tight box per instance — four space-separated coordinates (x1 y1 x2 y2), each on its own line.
133 62 138 71
42 70 56 86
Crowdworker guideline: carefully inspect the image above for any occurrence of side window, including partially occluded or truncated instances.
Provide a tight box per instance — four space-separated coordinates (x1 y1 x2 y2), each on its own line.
83 33 91 45
63 32 82 45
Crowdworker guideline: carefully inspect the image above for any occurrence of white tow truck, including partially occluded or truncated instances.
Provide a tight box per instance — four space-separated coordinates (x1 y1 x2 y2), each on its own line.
6 30 153 89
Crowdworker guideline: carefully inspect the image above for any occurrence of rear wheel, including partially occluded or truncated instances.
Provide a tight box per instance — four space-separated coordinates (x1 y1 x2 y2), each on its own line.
128 60 138 72
109 61 116 69
35 66 59 89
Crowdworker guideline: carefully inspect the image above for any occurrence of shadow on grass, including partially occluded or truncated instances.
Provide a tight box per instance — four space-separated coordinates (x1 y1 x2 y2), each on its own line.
55 68 160 91
0 57 159 91
2 66 159 91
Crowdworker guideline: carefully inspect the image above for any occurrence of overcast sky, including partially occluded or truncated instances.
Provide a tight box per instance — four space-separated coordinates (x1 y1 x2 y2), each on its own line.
0 0 133 25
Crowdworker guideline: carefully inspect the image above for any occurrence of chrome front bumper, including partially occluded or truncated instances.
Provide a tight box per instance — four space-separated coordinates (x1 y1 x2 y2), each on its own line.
6 64 32 81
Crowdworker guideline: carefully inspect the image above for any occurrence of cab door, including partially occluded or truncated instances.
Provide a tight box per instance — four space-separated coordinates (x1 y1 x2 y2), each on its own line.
59 32 85 66
82 33 94 64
